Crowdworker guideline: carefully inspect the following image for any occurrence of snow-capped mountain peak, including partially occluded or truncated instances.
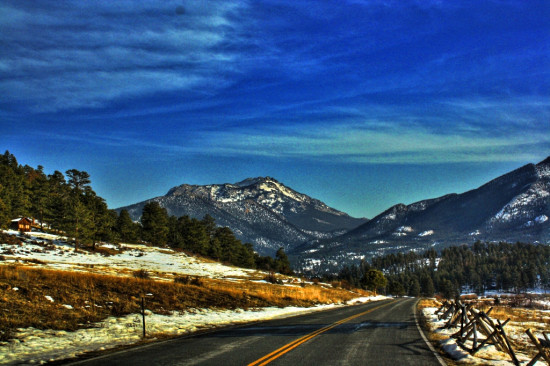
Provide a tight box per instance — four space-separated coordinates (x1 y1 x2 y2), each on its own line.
118 177 367 255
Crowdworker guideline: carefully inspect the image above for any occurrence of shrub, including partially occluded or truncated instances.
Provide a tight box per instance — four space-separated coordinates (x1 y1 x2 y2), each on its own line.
190 277 203 287
264 272 283 285
133 269 150 279
0 233 22 245
174 275 202 286
0 323 13 342
174 275 191 285
90 246 120 257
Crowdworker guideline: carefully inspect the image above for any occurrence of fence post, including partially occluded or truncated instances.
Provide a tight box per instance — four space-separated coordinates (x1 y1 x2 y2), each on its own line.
497 319 519 366
141 295 146 338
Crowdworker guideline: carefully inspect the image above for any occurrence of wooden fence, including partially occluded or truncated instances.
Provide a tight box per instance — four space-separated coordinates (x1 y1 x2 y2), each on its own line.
436 300 549 366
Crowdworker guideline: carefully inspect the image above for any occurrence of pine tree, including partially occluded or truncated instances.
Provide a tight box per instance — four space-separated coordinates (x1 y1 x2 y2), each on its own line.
440 279 457 299
86 193 116 248
387 278 405 296
46 170 68 231
201 214 217 238
115 209 139 243
0 195 8 228
64 169 93 251
215 227 241 263
362 269 387 295
408 277 421 297
208 237 223 260
420 273 435 297
275 247 292 275
141 202 169 245
29 165 49 228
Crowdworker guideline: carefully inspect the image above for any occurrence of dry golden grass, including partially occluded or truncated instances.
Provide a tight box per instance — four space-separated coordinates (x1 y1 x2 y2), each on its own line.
418 298 441 309
468 302 550 355
0 264 366 342
201 278 371 306
475 304 550 328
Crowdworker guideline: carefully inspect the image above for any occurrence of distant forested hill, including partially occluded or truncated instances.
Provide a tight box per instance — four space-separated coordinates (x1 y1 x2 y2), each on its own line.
337 241 550 297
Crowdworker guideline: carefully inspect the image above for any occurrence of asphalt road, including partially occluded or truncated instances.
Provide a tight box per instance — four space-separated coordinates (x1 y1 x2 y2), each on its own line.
69 297 443 366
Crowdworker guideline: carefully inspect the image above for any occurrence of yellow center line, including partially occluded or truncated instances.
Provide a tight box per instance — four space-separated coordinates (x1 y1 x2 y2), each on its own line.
247 299 396 366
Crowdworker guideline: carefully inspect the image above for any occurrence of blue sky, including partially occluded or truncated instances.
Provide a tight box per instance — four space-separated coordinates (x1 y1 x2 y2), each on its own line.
1 0 548 218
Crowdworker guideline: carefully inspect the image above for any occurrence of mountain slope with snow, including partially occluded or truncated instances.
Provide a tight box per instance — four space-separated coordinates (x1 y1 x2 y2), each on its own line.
118 177 367 255
293 157 550 273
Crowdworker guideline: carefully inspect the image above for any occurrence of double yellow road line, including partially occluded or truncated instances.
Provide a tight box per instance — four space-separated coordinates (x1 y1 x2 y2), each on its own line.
248 299 395 366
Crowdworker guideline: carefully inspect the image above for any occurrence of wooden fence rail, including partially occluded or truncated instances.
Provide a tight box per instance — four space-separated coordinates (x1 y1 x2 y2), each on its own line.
525 329 550 366
436 300 548 366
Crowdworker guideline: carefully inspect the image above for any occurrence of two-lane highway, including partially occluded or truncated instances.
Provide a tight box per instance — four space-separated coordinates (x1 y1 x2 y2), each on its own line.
69 298 444 366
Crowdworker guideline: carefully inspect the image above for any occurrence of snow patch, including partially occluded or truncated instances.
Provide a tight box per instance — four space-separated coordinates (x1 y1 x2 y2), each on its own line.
0 234 256 280
396 226 413 233
535 214 548 224
491 181 549 223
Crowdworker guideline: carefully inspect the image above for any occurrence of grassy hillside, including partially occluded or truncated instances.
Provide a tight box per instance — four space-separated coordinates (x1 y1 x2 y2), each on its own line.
0 232 370 343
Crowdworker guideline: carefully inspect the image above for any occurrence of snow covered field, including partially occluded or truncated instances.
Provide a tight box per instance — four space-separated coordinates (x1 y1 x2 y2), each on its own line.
0 231 386 365
1 230 259 281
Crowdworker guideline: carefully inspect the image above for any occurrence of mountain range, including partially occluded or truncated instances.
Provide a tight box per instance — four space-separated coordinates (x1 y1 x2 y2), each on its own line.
118 177 367 255
292 157 550 273
118 157 550 272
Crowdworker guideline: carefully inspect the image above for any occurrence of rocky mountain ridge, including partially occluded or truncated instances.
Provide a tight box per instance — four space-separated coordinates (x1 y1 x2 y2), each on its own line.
292 157 550 274
118 177 367 255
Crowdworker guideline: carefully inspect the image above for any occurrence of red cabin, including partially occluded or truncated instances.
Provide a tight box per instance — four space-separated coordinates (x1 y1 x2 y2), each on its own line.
10 217 32 233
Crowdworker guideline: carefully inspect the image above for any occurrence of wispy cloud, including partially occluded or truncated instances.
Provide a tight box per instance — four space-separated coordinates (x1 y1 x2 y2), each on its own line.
0 1 248 111
38 119 546 165
195 121 548 164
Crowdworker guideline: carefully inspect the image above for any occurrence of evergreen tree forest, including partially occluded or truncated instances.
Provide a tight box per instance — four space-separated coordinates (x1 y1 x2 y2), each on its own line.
337 242 550 298
0 151 291 273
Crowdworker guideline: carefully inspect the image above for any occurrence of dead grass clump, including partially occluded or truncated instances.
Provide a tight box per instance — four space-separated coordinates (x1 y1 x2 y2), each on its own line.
133 269 150 279
0 232 22 245
174 275 191 285
263 272 283 285
1 248 15 255
174 275 203 287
